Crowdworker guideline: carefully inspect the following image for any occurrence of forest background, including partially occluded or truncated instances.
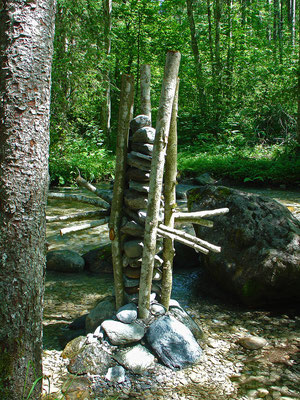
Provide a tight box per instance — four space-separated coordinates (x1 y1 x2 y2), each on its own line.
49 0 300 187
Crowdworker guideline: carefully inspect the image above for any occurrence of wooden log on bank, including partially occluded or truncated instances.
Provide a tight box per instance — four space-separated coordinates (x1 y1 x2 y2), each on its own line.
109 74 134 309
161 77 179 310
60 217 110 236
174 208 229 220
46 209 109 223
158 223 221 253
48 192 110 209
76 175 112 204
157 227 209 254
139 51 181 319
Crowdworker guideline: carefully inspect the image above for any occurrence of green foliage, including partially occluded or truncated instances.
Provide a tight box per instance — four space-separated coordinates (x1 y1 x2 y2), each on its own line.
49 120 115 186
178 135 300 185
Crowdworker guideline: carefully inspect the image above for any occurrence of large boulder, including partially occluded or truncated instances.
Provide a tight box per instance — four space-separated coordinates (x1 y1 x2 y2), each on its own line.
46 250 85 273
82 244 112 274
187 185 300 306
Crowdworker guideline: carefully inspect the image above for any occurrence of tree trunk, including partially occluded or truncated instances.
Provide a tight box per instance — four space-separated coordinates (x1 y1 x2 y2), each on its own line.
214 0 222 121
138 51 181 319
109 74 134 310
140 64 151 120
102 0 112 147
297 7 300 145
0 1 56 398
186 0 206 112
161 78 179 311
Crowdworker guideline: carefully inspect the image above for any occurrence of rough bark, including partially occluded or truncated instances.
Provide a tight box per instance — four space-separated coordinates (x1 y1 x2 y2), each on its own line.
110 74 134 309
297 6 300 145
0 1 56 398
161 78 179 310
140 64 151 120
48 192 110 209
138 51 181 319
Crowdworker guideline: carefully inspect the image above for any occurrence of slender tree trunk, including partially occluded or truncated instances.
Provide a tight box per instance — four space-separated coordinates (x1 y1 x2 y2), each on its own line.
0 1 56 398
207 0 215 77
214 0 222 121
102 0 112 147
161 78 179 311
297 7 300 145
291 0 296 47
186 0 206 112
110 74 134 310
140 64 151 120
138 51 181 319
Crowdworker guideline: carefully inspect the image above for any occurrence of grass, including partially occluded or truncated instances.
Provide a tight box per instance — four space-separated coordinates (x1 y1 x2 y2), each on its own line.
177 141 300 186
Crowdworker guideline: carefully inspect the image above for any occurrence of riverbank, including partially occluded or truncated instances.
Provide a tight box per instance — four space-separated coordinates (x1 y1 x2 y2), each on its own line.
43 185 300 399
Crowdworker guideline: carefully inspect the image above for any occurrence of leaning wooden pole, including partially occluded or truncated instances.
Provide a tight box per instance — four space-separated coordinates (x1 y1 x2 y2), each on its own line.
110 74 134 309
138 51 181 319
140 64 151 120
161 77 179 310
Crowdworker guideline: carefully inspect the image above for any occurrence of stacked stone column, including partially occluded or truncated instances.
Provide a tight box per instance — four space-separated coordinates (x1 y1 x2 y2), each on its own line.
120 115 163 302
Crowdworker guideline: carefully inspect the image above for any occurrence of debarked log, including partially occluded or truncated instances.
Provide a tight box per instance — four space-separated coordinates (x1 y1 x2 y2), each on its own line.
158 223 221 253
76 175 113 204
157 227 209 254
60 217 110 236
46 209 109 223
174 208 229 220
48 192 110 209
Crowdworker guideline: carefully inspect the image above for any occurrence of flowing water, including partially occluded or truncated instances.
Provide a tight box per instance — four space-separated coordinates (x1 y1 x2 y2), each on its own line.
43 185 300 399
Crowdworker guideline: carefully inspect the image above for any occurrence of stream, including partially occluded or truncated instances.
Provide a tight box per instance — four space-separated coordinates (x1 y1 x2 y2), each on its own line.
43 185 300 399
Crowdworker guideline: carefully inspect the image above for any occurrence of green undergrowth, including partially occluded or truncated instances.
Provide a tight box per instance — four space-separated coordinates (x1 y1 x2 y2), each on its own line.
177 141 300 186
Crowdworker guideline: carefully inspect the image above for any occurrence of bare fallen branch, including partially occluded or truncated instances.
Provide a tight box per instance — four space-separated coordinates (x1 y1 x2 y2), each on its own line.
48 192 110 209
46 209 109 223
60 217 110 236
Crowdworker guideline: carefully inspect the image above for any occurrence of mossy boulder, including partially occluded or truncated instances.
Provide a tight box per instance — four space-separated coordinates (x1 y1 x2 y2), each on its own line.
187 185 300 306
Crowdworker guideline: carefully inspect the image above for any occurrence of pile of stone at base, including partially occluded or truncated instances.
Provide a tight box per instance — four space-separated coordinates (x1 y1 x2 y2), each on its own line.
122 114 164 301
62 297 203 398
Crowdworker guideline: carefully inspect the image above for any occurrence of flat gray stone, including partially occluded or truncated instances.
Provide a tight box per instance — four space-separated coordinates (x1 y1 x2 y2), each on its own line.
101 320 145 345
132 142 153 155
132 126 156 144
105 366 126 383
127 153 151 171
124 189 148 210
123 239 144 258
120 220 144 236
126 168 150 182
129 180 150 193
130 115 151 133
113 344 155 374
237 336 268 350
116 303 138 324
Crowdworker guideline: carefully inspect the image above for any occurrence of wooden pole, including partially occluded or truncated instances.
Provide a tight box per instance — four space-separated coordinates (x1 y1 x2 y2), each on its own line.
46 210 109 223
161 77 179 310
48 192 110 209
159 223 221 253
157 227 209 254
173 208 229 220
138 51 181 319
110 74 134 310
60 217 110 236
76 175 112 204
140 64 151 120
